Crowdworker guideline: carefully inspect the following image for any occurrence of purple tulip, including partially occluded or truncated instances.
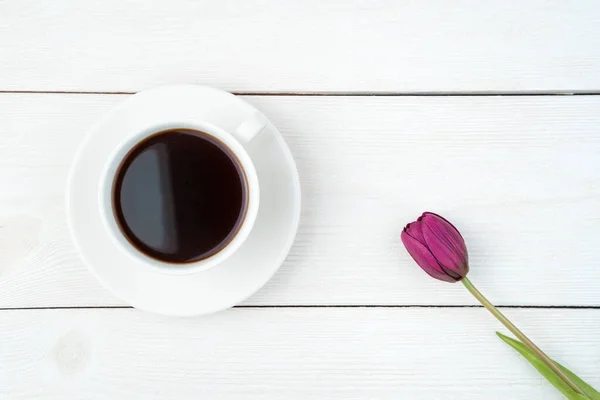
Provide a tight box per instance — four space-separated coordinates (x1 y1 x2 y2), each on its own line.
400 213 594 397
401 212 469 282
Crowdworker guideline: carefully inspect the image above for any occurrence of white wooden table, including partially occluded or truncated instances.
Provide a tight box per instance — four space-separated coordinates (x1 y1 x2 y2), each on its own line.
1 1 599 399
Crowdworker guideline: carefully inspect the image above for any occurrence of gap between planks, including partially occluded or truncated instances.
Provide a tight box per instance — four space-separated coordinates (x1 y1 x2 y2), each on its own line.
1 90 600 96
0 305 599 311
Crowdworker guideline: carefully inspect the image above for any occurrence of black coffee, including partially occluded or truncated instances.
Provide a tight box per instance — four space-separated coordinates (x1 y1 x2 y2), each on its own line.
112 129 248 264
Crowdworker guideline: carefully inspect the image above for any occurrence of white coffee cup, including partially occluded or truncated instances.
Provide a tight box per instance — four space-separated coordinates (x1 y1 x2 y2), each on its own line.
96 93 268 275
67 85 301 315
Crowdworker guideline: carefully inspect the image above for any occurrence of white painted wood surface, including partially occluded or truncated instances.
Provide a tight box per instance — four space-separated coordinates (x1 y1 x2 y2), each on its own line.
0 94 599 308
1 0 600 93
1 308 599 400
2 1 600 398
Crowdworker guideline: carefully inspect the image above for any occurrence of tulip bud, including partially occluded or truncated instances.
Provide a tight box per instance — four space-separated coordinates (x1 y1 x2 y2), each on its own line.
401 212 469 282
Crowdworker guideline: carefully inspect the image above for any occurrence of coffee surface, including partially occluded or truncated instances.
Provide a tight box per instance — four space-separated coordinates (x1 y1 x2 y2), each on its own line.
113 129 247 263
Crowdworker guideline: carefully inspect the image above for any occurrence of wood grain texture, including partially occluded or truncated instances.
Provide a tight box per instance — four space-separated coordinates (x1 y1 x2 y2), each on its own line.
0 94 599 308
1 0 600 93
0 308 598 399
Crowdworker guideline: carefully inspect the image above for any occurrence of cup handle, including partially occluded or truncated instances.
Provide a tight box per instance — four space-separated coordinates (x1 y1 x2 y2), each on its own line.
234 112 268 143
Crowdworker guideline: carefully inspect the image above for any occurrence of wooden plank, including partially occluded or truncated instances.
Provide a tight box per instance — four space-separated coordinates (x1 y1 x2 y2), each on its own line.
1 0 600 93
0 94 599 307
0 308 598 399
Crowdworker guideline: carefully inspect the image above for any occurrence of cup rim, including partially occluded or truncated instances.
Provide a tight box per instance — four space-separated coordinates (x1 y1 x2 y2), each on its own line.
98 121 260 275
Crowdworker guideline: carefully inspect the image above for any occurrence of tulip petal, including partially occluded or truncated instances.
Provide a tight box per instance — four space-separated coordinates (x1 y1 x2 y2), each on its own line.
401 230 458 283
403 220 426 245
423 212 463 238
421 213 469 279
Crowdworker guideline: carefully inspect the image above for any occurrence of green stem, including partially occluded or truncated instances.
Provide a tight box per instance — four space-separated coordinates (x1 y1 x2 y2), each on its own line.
461 277 587 397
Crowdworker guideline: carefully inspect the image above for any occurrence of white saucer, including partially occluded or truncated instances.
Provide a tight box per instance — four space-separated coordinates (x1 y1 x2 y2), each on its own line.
67 85 301 316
